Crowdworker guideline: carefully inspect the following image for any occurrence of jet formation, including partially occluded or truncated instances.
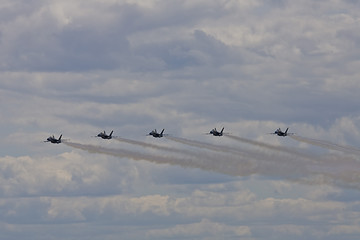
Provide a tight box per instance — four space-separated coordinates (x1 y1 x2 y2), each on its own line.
45 127 292 144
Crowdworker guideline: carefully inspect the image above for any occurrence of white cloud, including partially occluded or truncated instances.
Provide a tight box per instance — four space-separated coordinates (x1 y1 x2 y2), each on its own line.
0 169 358 239
329 225 360 235
147 218 251 239
1 0 360 239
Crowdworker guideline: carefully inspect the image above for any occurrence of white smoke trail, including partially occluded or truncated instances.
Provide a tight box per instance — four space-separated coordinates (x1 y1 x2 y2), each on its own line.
64 141 257 177
226 135 313 159
290 135 360 156
114 136 297 173
64 141 312 180
167 135 317 167
166 136 248 156
296 153 360 189
63 141 360 190
113 137 196 156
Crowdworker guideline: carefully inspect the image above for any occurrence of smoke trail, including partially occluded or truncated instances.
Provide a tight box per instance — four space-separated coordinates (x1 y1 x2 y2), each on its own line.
64 141 360 190
113 137 196 156
114 136 283 171
226 135 313 159
166 136 316 166
116 136 281 164
296 153 360 189
64 141 312 180
290 135 360 156
113 137 288 173
166 136 248 156
64 141 257 177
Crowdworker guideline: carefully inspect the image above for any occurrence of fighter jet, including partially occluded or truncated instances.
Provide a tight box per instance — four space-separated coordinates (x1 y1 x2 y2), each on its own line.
209 127 224 136
45 134 62 144
96 130 114 139
148 129 165 138
271 128 293 137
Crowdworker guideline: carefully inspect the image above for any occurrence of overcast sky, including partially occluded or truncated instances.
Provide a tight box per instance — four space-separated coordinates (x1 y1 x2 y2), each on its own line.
1 0 360 239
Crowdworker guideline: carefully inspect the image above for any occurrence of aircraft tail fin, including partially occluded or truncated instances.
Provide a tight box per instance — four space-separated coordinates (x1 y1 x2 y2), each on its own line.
110 131 113 137
285 128 289 134
160 129 165 135
59 135 62 141
220 127 224 134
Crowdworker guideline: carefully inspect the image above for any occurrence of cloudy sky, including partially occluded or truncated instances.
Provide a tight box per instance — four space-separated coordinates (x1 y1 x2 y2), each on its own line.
1 0 360 239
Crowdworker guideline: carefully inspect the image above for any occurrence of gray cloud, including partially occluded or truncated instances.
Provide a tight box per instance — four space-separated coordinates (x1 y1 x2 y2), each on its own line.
1 0 360 239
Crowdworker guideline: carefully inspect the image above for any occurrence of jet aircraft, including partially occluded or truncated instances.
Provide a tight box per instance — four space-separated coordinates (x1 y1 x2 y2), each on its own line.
209 127 224 136
271 128 293 137
96 130 114 139
45 134 62 144
148 129 165 138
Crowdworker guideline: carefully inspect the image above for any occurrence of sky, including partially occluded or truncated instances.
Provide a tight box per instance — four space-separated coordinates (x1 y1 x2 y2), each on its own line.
1 0 360 239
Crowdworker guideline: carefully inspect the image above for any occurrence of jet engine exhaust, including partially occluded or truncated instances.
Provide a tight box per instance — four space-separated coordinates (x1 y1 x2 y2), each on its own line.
64 140 360 191
290 135 360 156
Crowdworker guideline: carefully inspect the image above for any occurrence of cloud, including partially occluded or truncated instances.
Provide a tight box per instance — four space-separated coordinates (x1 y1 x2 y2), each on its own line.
0 148 359 240
1 0 360 239
0 178 357 239
147 218 251 239
0 0 237 71
0 151 137 197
